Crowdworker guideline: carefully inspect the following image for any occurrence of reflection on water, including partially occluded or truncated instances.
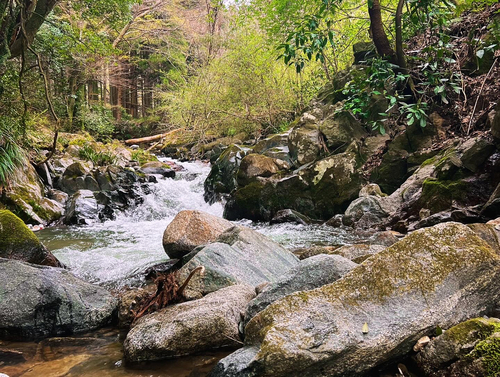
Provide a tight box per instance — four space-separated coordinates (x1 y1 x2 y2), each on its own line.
0 328 233 377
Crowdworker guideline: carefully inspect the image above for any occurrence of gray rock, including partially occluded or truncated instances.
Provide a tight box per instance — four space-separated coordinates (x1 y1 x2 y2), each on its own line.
176 226 299 298
243 255 357 328
204 144 250 204
65 190 99 225
124 285 255 362
342 195 389 229
319 104 367 152
162 210 234 259
0 258 117 339
211 222 500 377
63 162 90 178
288 122 322 166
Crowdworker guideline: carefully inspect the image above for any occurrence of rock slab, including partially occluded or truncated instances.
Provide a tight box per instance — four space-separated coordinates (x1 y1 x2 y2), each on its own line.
176 226 299 298
210 222 500 377
124 285 255 362
0 259 117 339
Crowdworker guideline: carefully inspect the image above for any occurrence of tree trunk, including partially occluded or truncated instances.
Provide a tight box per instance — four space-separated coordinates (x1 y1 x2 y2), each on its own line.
368 0 395 61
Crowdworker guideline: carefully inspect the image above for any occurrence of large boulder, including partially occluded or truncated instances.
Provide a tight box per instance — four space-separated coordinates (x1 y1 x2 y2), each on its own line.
243 255 357 329
237 154 281 186
162 210 234 259
204 144 250 204
176 226 299 298
0 210 61 267
224 142 365 221
64 190 99 225
124 285 255 362
0 259 117 339
210 222 500 377
415 317 500 377
342 195 389 229
330 243 386 263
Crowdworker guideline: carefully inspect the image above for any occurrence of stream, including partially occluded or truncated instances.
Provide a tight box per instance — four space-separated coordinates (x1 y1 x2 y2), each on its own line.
0 159 366 377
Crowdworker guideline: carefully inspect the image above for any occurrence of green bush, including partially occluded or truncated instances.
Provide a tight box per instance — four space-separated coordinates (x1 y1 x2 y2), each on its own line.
78 143 116 166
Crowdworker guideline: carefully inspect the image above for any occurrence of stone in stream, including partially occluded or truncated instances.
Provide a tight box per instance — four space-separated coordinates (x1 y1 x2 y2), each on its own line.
0 258 117 340
162 210 234 259
0 210 62 267
64 189 99 225
243 254 357 329
209 222 500 377
123 285 255 362
176 226 299 299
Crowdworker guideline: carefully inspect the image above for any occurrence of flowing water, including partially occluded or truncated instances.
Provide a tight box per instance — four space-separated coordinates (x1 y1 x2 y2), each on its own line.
1 159 366 377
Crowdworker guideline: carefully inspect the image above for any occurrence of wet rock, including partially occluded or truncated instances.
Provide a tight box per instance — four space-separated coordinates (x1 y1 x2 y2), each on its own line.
211 222 500 377
237 154 281 186
367 230 401 247
162 210 234 259
0 258 117 339
64 190 99 225
176 226 299 298
0 210 62 267
124 285 255 362
243 255 357 329
415 317 500 377
270 209 312 225
330 243 386 263
204 144 249 204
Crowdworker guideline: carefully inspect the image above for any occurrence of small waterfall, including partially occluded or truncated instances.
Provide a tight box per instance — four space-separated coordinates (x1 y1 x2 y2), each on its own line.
39 160 223 288
38 158 361 289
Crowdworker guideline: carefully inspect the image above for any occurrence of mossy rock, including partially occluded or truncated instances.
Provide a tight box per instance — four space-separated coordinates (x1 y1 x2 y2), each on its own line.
420 178 469 214
212 222 500 377
416 318 500 377
0 210 61 267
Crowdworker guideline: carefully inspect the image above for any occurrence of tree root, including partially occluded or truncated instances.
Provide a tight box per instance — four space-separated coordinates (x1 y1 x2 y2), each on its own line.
132 266 205 324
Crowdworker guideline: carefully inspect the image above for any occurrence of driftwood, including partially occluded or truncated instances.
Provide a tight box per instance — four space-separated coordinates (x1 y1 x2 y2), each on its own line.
124 128 182 146
132 266 205 324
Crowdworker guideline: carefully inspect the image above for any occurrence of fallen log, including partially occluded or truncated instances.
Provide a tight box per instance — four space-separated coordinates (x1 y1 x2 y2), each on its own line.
125 132 169 145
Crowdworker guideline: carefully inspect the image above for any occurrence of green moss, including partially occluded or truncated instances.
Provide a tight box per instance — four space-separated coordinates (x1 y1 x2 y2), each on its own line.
0 210 39 250
466 333 500 377
445 318 500 344
420 178 468 213
131 149 158 165
27 199 50 221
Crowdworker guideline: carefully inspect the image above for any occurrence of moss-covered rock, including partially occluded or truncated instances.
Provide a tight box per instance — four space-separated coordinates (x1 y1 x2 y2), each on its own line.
0 210 61 267
288 117 323 166
416 318 500 377
211 222 500 377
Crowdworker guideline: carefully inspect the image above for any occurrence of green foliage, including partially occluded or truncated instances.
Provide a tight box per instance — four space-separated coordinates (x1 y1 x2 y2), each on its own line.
80 105 115 141
131 149 158 165
78 143 116 166
0 117 25 186
162 16 308 140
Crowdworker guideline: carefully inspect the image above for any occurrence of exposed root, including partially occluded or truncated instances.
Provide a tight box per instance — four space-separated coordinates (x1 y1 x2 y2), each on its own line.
132 266 205 324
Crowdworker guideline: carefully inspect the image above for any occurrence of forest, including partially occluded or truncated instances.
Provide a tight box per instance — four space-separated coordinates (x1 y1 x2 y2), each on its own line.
1 0 500 376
